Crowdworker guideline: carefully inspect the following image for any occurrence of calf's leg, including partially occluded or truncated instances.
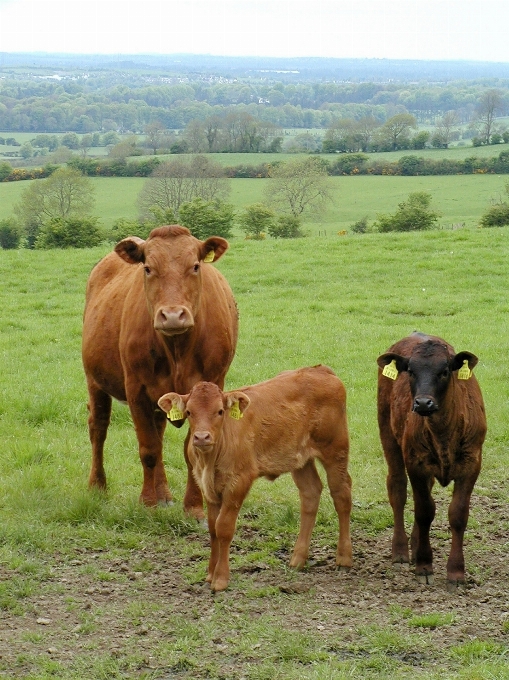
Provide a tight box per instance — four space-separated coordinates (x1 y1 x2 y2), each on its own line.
182 430 204 520
322 457 353 570
409 471 436 584
447 472 479 589
290 461 323 568
210 499 245 592
384 438 410 564
87 382 112 490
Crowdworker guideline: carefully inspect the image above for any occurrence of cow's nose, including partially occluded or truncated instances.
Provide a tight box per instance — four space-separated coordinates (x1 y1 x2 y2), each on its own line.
193 431 213 448
155 306 194 333
412 397 438 416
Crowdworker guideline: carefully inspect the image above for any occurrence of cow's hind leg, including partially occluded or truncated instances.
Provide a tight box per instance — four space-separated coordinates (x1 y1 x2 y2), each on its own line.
290 460 323 568
447 472 479 591
87 382 112 490
321 456 353 570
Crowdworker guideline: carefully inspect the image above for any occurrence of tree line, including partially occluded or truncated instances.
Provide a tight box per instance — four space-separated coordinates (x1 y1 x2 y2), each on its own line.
1 65 509 133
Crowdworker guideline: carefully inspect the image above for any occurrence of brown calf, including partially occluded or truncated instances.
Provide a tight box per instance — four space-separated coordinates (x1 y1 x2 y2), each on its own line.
82 226 238 515
377 332 486 590
158 365 352 592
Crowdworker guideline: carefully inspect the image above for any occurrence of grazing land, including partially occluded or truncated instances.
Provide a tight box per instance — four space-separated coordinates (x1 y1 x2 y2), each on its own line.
1 228 509 679
0 173 507 234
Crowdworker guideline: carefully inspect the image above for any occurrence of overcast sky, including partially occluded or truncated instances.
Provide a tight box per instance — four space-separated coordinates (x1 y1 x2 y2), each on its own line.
0 0 508 63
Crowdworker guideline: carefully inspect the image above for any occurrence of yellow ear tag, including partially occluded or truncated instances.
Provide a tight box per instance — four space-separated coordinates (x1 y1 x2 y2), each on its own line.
230 402 243 420
457 359 472 380
203 250 215 263
382 360 399 381
168 405 185 421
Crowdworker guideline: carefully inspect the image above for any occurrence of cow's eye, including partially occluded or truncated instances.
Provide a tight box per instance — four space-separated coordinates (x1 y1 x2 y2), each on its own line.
193 263 200 273
186 410 191 417
407 369 414 378
144 266 151 275
218 409 224 416
440 369 449 379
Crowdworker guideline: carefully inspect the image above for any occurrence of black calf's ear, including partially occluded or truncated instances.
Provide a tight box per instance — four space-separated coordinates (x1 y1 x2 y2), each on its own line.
377 353 409 375
451 351 478 373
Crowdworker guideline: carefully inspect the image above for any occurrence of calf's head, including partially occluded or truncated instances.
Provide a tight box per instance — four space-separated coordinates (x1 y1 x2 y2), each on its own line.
377 341 478 416
115 225 228 336
158 382 250 450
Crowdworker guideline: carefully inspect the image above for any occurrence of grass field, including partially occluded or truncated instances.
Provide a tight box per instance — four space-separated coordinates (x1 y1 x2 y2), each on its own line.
1 228 509 678
0 172 507 235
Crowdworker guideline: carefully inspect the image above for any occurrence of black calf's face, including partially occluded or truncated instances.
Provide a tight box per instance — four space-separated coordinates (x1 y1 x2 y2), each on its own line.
378 341 478 417
407 350 450 416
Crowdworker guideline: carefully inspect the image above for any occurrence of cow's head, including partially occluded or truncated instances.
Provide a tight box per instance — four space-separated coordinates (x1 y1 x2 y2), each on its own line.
377 340 478 417
158 382 250 451
115 225 228 336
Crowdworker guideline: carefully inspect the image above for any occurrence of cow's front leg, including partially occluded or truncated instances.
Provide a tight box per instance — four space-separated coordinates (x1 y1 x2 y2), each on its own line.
129 392 172 506
86 381 112 491
409 471 435 584
447 471 479 590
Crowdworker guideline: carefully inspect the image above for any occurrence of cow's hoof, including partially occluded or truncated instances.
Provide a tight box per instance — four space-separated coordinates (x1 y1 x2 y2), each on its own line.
337 565 351 573
446 579 465 593
416 572 434 585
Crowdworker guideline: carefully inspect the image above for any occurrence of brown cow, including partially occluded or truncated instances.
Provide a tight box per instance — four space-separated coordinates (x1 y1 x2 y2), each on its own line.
82 225 238 516
158 365 352 592
377 332 486 590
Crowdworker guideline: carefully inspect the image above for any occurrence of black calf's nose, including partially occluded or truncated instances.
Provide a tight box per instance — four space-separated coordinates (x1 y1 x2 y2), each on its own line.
413 397 438 416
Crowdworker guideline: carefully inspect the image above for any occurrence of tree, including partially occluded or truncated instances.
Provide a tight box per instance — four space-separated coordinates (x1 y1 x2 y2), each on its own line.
264 157 333 219
377 113 417 151
0 218 21 249
267 215 305 239
178 198 234 240
138 155 230 219
472 89 505 145
238 204 275 239
14 167 95 247
35 217 102 249
374 192 440 232
79 134 94 157
144 121 165 155
432 110 459 148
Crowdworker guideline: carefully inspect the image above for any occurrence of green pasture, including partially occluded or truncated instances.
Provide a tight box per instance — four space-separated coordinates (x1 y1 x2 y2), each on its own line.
0 173 507 235
1 228 509 677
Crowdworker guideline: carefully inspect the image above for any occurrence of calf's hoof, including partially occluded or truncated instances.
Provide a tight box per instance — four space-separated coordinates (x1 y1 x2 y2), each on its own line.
446 578 465 593
184 504 206 522
289 555 308 569
337 565 351 573
416 572 434 585
211 578 229 593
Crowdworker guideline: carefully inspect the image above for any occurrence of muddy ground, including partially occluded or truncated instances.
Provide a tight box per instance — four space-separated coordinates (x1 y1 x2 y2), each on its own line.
1 492 508 678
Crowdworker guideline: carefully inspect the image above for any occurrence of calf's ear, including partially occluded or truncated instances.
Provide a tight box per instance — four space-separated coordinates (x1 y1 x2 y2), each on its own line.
115 237 146 264
158 392 188 419
451 351 478 372
377 352 409 374
200 236 229 263
225 391 250 414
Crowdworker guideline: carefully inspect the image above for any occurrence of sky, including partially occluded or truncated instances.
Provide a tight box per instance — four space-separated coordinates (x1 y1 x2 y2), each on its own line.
0 0 508 63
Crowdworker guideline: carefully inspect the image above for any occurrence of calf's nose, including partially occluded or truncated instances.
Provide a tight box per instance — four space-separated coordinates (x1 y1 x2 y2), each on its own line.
412 396 438 416
193 431 213 448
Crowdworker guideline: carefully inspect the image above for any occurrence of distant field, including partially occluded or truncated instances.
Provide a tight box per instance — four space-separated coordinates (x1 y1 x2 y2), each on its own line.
0 173 506 235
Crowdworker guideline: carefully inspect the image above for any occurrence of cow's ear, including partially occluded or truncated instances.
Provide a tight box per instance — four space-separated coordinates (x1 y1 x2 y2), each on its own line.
115 237 146 264
158 392 188 421
225 391 250 415
377 352 409 374
200 237 229 263
451 351 478 372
